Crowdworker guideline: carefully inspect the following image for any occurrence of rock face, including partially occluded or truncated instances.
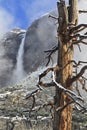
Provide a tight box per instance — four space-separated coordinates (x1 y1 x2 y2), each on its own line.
24 11 57 73
0 73 54 130
0 31 22 87
0 74 86 130
0 11 57 87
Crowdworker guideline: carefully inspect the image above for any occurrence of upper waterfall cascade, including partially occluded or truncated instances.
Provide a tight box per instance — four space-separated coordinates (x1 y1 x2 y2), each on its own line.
16 36 25 77
12 33 27 84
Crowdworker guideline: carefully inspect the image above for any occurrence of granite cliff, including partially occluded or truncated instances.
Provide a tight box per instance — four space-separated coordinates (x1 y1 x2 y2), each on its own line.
0 11 57 88
0 31 23 87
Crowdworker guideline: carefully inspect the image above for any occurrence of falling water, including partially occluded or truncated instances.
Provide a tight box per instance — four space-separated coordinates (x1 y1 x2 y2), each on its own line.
16 36 25 78
12 33 27 84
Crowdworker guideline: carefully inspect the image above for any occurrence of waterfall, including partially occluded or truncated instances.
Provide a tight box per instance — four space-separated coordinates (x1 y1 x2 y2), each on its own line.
16 36 25 79
12 33 27 85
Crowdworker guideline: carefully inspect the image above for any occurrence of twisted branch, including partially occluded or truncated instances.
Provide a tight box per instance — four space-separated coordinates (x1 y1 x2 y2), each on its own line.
79 10 87 13
37 66 84 111
49 15 58 20
70 65 87 85
69 24 87 34
44 45 58 66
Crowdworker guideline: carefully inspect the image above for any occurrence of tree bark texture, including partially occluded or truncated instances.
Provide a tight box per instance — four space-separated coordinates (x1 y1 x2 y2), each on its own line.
53 1 78 130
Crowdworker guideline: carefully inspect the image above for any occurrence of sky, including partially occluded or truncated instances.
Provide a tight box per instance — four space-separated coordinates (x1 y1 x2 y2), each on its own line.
0 0 60 36
0 0 86 37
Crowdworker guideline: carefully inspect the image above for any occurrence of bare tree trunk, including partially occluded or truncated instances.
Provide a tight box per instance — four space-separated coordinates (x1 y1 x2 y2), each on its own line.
53 0 78 130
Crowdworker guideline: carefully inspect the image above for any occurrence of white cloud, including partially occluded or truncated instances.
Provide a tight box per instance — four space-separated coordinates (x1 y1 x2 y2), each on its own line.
0 7 16 38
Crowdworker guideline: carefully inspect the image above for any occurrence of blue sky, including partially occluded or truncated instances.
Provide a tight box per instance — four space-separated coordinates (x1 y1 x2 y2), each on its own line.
0 0 59 36
0 0 86 37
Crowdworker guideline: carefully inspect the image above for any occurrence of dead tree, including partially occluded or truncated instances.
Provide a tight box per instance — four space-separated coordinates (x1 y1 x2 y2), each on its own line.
38 0 87 130
25 0 87 130
53 0 78 130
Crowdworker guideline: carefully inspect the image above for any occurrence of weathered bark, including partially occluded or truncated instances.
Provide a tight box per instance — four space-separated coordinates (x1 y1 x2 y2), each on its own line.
53 0 78 130
68 0 78 25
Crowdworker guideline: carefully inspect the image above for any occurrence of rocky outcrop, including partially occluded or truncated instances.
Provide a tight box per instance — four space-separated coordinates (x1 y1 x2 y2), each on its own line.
0 31 23 87
0 70 54 130
24 11 57 73
0 73 87 130
0 116 31 130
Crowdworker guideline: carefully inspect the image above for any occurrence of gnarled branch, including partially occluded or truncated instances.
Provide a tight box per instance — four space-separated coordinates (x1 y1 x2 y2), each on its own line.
49 15 58 20
38 66 84 105
79 10 87 13
70 24 87 34
70 65 87 84
44 45 58 66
